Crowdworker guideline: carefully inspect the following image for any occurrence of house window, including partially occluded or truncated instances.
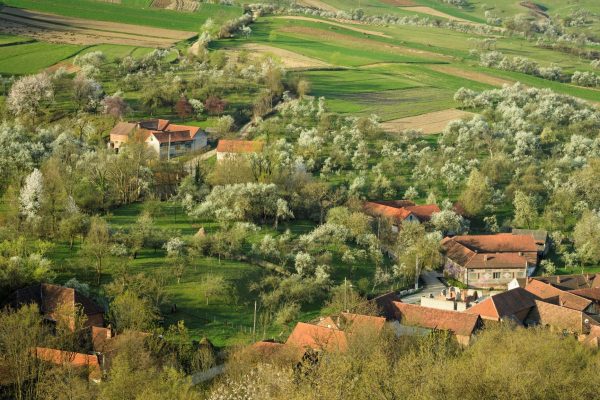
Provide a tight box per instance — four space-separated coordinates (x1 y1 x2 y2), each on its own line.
493 272 501 279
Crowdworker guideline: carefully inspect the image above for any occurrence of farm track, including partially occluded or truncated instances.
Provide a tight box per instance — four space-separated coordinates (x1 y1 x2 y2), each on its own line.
0 6 195 47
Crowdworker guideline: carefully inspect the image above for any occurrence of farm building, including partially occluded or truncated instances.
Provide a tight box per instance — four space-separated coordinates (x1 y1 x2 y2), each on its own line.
11 283 105 330
216 139 264 161
465 287 536 324
441 233 539 288
108 119 207 159
363 200 440 233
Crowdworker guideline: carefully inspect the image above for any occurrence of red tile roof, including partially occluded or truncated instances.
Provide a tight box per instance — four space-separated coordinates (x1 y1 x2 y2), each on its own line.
404 204 441 222
216 140 264 154
442 234 538 270
530 274 600 291
363 200 439 223
363 202 413 221
524 280 592 312
35 347 101 381
465 288 536 322
340 312 386 333
392 301 480 337
13 283 104 322
286 322 348 352
448 233 538 253
109 119 203 144
569 288 600 302
527 300 598 334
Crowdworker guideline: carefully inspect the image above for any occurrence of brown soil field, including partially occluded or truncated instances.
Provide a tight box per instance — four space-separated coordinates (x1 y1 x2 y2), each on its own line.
279 24 451 61
401 6 477 24
0 6 194 47
428 64 514 87
231 43 331 69
275 16 392 38
296 0 339 13
381 109 477 134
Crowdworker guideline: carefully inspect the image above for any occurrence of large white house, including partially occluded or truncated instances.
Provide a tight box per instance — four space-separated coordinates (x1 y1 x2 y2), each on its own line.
109 119 207 159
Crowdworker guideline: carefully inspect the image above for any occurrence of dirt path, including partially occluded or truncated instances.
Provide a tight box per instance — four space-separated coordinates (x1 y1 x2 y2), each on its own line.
274 16 392 38
229 43 331 69
428 64 514 87
381 109 477 134
0 6 194 46
401 6 478 24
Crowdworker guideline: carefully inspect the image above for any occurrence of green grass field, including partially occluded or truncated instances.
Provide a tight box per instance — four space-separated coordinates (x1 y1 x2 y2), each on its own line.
0 41 85 74
1 0 242 30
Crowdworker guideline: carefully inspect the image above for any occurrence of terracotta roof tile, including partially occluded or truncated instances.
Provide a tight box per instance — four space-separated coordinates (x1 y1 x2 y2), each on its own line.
340 312 386 333
363 202 413 221
527 300 598 334
216 140 264 154
530 274 600 291
286 322 348 352
109 122 136 137
525 280 592 312
392 302 480 337
35 347 101 381
466 288 536 321
404 204 441 222
569 288 600 302
449 233 538 253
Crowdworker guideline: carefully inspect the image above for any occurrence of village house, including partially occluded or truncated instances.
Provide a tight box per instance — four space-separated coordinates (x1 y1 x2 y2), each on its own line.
108 119 207 159
363 200 440 233
465 287 536 324
509 273 600 291
523 279 599 316
525 300 599 335
12 283 105 330
216 139 264 162
390 301 481 346
441 233 539 288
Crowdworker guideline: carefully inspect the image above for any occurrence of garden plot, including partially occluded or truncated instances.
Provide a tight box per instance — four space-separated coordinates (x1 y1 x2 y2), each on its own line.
0 6 194 47
381 108 476 134
151 0 199 12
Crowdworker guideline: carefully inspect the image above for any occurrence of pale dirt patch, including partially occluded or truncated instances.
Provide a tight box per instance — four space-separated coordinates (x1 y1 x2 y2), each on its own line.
401 6 477 24
279 24 451 61
0 6 195 42
46 61 81 74
428 64 514 87
296 0 339 13
230 43 331 69
381 109 477 134
274 16 392 38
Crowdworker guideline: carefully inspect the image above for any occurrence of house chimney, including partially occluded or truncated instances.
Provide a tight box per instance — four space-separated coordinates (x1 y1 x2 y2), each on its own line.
519 252 523 256
484 254 488 262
